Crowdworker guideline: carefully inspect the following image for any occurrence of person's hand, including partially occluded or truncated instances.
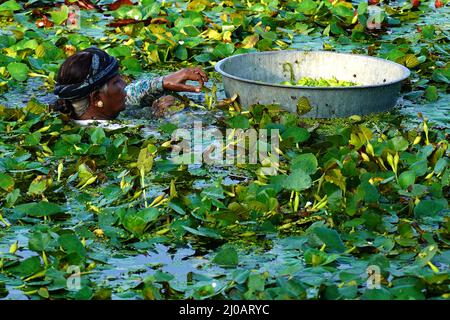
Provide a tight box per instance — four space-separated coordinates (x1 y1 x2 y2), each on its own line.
162 67 208 93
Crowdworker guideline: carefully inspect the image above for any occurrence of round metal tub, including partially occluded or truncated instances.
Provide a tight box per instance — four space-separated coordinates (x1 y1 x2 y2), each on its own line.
215 50 410 118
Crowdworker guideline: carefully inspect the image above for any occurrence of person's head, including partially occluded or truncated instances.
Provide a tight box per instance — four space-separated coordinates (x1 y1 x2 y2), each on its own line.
53 47 127 120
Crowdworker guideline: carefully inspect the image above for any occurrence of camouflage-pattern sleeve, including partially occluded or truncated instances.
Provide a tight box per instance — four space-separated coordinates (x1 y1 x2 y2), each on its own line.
124 76 165 106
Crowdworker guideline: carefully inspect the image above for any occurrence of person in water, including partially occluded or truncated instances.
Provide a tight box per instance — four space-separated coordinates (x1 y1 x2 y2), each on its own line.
52 46 208 120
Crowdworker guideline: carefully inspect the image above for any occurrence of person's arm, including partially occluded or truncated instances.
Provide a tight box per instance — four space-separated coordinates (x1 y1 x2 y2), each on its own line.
124 75 165 106
125 67 208 107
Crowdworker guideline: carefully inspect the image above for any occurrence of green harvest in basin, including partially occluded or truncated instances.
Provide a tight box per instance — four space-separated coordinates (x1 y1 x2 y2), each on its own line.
280 77 360 87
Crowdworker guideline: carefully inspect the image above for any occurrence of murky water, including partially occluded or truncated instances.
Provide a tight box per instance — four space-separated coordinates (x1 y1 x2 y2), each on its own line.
0 77 55 108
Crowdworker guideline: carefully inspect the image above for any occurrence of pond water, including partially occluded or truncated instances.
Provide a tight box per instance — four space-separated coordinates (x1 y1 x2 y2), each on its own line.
0 2 448 128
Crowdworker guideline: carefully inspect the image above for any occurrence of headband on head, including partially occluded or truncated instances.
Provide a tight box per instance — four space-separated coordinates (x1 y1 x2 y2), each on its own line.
53 47 119 101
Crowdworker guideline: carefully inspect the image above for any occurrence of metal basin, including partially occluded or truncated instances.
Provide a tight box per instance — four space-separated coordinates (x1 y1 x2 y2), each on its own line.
215 50 410 118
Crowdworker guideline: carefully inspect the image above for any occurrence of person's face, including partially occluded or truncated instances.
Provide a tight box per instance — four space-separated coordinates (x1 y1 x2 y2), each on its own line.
98 74 127 119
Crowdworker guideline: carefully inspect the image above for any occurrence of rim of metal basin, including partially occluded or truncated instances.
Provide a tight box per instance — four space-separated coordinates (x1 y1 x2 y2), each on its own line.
215 50 411 90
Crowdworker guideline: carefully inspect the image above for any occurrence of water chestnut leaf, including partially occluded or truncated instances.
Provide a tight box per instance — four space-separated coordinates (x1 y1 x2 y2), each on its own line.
434 158 448 175
122 208 160 237
414 199 448 218
304 248 328 266
213 43 235 58
182 226 223 239
398 171 416 189
281 127 310 144
14 201 63 217
296 0 318 15
58 234 86 257
0 0 449 301
388 136 409 152
0 0 21 12
0 173 14 192
29 231 52 252
90 127 106 145
49 5 69 25
9 256 41 278
291 153 318 174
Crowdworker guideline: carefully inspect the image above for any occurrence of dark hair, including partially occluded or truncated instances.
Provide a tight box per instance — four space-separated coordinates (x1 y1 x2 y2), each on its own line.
50 51 94 118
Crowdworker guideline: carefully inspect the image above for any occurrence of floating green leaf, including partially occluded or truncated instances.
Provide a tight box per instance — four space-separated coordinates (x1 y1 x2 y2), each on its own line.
7 62 29 81
398 171 416 189
58 234 86 257
0 0 20 12
29 231 52 252
49 5 69 25
291 153 318 175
